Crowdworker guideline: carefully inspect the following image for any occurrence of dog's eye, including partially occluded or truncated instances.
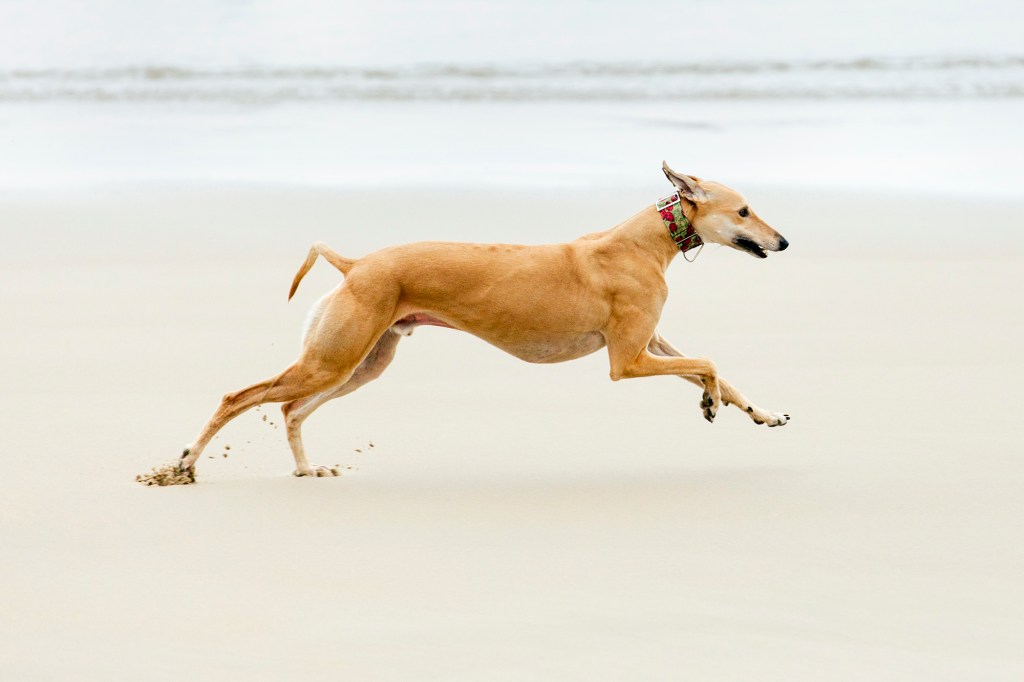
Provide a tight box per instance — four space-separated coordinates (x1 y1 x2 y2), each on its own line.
738 207 749 218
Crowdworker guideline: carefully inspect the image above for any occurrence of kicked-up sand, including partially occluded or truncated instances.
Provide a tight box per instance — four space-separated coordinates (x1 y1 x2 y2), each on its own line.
136 462 196 486
1 185 1022 679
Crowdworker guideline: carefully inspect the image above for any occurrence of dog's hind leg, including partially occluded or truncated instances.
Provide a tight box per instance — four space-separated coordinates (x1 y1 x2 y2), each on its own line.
178 362 347 472
282 328 402 477
648 332 789 427
179 286 399 474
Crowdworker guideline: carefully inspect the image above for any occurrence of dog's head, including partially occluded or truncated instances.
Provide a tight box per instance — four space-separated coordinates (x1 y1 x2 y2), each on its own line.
662 161 788 258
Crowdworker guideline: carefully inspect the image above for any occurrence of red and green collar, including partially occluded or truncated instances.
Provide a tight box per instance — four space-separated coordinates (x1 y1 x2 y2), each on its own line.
656 192 703 256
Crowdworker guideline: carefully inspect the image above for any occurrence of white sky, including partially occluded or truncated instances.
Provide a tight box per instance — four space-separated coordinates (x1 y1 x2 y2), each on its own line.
1 0 1021 68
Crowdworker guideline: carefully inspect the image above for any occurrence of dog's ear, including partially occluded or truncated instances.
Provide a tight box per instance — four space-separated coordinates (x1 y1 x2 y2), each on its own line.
662 161 708 203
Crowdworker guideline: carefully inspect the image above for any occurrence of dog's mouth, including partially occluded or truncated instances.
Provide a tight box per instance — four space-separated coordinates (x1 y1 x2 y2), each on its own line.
733 237 768 259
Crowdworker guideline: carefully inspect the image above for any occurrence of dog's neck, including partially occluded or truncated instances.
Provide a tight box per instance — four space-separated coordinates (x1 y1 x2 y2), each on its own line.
613 196 700 271
622 193 704 268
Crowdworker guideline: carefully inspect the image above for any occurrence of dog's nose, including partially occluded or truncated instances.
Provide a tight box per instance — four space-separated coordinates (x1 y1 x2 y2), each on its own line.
777 237 789 251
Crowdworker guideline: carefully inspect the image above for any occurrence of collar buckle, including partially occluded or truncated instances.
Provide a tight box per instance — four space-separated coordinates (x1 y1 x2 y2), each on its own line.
656 193 681 211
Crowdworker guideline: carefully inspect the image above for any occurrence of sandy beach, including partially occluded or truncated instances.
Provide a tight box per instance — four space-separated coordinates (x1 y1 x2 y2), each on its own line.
1 185 1022 679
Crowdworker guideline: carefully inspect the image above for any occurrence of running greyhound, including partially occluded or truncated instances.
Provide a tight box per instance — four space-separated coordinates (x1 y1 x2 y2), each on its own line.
177 162 790 479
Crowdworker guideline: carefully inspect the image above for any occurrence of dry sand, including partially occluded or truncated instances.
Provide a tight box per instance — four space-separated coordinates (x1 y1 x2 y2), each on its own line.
1 186 1022 680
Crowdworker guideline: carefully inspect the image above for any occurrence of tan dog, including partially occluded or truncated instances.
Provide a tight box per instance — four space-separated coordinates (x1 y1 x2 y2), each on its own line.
178 162 790 478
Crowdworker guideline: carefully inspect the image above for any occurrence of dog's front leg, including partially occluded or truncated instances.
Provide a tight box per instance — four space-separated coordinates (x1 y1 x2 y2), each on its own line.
648 332 789 427
606 327 721 422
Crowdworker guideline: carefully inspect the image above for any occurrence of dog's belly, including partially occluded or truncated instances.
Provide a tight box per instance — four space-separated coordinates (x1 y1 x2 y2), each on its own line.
393 313 605 364
494 331 607 364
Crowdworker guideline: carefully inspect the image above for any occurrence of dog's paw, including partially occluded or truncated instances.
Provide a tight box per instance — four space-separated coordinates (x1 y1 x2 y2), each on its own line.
746 406 790 427
701 389 720 423
293 465 340 478
178 446 198 470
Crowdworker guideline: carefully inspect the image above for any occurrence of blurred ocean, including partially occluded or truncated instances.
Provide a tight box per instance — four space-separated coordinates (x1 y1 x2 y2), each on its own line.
0 0 1021 194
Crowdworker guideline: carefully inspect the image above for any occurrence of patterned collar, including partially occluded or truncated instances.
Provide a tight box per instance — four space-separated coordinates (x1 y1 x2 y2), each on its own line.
655 192 703 256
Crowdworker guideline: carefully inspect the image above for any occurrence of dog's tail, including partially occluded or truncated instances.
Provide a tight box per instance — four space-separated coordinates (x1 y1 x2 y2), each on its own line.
288 242 356 300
